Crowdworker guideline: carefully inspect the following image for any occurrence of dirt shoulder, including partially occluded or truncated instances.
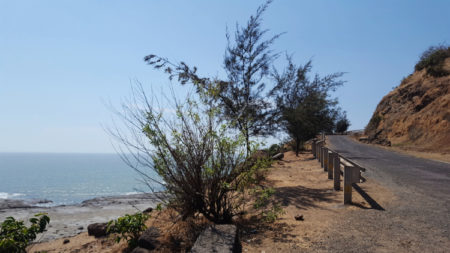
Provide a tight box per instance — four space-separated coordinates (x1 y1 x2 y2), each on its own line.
241 151 394 252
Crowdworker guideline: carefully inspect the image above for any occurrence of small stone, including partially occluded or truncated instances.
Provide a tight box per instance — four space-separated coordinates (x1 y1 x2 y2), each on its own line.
143 207 153 213
131 247 152 253
294 214 304 221
63 239 70 244
78 226 83 230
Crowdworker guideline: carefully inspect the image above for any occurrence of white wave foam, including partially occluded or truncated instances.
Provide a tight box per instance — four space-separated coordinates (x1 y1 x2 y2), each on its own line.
0 192 25 199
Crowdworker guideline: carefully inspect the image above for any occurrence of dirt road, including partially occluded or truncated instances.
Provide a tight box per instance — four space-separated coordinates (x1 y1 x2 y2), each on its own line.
321 135 450 252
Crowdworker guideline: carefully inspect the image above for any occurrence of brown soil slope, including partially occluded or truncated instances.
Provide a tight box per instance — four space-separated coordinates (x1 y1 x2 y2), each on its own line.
365 58 450 153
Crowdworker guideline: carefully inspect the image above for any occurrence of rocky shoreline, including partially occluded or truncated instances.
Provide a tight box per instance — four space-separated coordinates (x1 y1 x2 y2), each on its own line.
0 193 163 241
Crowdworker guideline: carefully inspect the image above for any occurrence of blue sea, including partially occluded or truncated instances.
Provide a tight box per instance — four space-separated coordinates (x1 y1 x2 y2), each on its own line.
0 153 159 206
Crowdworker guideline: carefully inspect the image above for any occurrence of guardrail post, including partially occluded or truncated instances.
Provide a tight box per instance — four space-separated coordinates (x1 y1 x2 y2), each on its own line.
323 147 328 171
328 152 334 179
333 155 340 190
344 165 353 204
320 147 325 168
317 142 321 162
317 145 321 162
312 140 316 158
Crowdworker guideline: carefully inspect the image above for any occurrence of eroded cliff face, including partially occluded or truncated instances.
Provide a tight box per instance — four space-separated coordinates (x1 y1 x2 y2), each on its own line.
365 58 450 153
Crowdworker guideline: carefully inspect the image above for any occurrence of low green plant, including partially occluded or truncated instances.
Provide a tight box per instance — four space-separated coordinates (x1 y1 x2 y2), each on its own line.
0 213 50 253
268 144 281 157
263 204 285 222
107 213 149 249
252 187 285 222
253 187 276 209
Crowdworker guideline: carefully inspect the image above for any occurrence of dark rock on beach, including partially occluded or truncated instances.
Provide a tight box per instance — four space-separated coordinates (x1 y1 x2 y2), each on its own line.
0 199 33 209
0 198 53 210
88 222 109 237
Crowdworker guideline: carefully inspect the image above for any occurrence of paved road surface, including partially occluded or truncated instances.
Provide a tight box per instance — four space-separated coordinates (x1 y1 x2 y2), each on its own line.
328 135 450 199
313 135 450 252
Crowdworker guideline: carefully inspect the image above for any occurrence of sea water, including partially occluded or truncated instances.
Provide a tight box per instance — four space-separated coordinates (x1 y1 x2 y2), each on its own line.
0 153 160 206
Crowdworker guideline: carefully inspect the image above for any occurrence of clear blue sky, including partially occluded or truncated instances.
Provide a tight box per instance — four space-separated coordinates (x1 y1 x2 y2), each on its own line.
1 0 449 153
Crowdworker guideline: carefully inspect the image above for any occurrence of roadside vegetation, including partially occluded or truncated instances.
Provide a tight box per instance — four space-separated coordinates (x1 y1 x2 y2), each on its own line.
107 212 149 249
111 0 346 228
0 213 50 253
105 0 349 251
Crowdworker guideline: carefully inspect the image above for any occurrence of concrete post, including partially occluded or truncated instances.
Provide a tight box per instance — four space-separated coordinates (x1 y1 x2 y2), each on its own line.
317 144 321 162
328 152 334 179
321 147 325 168
317 143 321 161
312 141 316 158
322 132 325 141
344 165 353 204
323 147 328 171
333 155 340 191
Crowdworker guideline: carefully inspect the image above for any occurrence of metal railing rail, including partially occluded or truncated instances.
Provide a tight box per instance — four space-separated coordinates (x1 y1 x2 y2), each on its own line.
311 137 366 204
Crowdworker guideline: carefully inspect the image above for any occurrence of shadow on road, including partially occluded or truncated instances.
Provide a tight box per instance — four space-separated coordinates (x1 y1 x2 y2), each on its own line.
352 184 385 211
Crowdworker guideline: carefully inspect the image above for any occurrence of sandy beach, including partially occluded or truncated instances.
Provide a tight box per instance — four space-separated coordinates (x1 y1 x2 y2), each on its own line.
0 193 162 242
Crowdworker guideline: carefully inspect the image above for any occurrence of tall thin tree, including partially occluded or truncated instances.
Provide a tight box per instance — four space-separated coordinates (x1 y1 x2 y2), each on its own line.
144 0 281 155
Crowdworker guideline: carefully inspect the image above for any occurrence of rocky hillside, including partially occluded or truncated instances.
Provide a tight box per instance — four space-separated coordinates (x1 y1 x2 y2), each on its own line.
365 52 450 153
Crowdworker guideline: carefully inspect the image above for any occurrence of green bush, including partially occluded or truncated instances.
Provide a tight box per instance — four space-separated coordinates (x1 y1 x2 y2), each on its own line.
0 213 50 253
268 144 281 157
414 45 450 77
335 117 350 133
107 213 149 249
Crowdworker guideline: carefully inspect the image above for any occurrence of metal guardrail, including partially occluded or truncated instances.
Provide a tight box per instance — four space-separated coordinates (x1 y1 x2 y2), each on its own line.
311 137 366 204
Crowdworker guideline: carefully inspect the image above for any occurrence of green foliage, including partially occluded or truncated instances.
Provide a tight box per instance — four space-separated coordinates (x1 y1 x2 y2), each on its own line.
335 113 350 133
0 213 50 253
112 83 258 224
240 155 273 187
252 187 284 222
268 144 281 157
271 57 344 156
253 187 275 209
155 203 163 212
144 1 280 155
107 213 149 249
414 45 450 77
263 204 285 223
